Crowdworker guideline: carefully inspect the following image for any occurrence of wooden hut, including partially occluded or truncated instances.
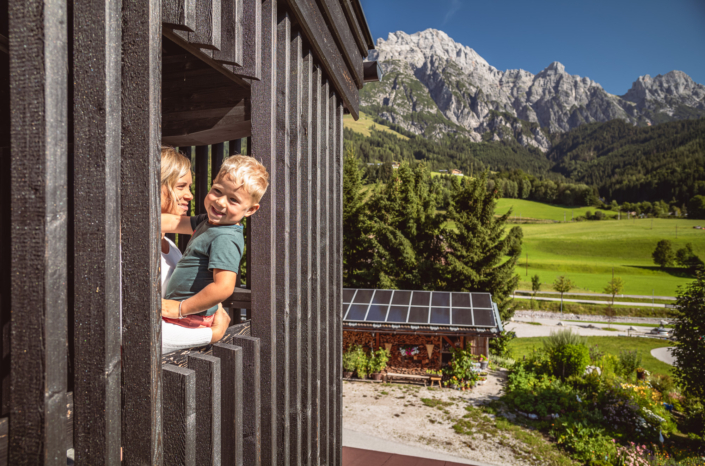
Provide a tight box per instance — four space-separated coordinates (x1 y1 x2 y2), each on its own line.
0 0 378 464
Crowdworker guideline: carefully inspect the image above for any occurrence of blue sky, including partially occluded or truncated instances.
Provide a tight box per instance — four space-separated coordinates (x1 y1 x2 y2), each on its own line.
360 0 705 95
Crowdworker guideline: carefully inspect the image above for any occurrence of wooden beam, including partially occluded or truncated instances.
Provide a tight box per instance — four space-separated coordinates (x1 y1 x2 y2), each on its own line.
223 0 261 79
336 99 345 466
213 343 244 466
188 354 222 466
300 47 314 465
339 0 369 57
328 89 339 465
9 0 68 463
195 145 210 215
212 142 225 179
288 27 303 466
72 0 122 461
274 8 291 464
163 365 197 466
230 335 261 466
162 0 196 31
213 0 243 66
185 0 221 50
120 0 163 463
286 0 360 118
249 0 278 463
320 77 330 466
318 0 364 88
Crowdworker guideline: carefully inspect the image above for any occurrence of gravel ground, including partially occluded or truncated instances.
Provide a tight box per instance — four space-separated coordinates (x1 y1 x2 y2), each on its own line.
342 370 556 466
506 318 663 338
514 310 671 325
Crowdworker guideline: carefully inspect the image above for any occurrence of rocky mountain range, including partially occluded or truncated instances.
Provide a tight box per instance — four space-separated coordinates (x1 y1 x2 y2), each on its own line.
362 29 705 152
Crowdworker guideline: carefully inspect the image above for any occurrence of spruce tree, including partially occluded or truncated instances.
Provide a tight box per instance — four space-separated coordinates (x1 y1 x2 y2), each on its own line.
442 171 520 322
342 146 376 287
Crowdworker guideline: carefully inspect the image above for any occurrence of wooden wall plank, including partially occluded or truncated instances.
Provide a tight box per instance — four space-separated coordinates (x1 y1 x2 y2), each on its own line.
0 417 6 466
309 62 322 465
187 0 221 51
120 0 163 463
318 0 363 88
187 354 222 466
288 28 303 466
162 0 196 32
195 145 210 215
212 142 225 180
249 0 278 463
335 100 345 466
177 146 193 253
213 343 243 466
274 8 291 465
229 139 242 155
320 78 330 466
226 0 261 79
163 365 197 466
230 335 260 466
299 47 313 466
72 0 122 462
8 0 67 463
0 62 10 420
212 0 243 66
339 0 368 57
286 0 359 118
327 89 338 465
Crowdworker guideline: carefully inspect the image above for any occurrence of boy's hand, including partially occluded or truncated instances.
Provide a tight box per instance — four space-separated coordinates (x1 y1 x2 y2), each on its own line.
161 213 194 235
161 299 180 319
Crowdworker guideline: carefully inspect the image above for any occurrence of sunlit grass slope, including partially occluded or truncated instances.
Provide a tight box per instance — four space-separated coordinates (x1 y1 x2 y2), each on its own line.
495 198 615 222
343 111 409 140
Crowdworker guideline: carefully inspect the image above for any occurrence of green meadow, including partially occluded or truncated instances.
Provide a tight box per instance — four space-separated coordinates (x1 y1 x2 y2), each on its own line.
495 198 614 222
496 200 705 297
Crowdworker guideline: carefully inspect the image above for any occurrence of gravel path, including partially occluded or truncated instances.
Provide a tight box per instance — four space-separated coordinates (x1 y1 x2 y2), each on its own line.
506 318 661 338
651 347 676 366
343 370 540 466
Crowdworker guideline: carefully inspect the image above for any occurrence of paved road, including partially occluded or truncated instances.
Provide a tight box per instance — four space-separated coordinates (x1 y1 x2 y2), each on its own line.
651 347 676 366
512 295 673 308
515 290 676 300
507 318 666 338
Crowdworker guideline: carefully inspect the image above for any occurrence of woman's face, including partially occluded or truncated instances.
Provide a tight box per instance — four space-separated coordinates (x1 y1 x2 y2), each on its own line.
161 171 193 215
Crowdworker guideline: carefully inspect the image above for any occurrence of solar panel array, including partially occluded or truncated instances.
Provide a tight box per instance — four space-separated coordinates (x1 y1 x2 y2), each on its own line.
342 289 498 328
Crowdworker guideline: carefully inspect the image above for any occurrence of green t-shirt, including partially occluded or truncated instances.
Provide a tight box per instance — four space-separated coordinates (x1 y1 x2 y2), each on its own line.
165 214 244 316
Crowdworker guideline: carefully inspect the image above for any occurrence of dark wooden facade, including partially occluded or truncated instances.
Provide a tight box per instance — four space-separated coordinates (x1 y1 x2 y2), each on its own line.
0 0 376 464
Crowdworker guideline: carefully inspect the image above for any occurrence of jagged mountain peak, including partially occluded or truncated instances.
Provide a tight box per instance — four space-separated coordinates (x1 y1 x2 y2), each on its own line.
361 29 705 151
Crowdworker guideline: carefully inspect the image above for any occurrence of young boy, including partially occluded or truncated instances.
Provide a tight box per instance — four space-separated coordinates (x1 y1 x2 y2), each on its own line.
161 155 269 327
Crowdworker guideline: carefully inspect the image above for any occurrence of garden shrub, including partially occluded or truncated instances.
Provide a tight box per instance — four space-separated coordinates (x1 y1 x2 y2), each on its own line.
551 420 616 463
549 344 590 379
616 350 642 378
649 374 674 396
543 328 587 353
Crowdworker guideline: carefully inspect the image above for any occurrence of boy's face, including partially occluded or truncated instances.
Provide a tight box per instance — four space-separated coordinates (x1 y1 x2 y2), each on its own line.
204 173 260 226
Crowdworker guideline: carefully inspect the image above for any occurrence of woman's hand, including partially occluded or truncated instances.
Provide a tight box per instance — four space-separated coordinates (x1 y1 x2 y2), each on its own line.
210 305 231 344
161 299 180 319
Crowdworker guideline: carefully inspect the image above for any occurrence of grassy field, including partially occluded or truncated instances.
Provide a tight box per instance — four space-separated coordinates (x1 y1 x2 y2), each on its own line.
496 199 613 222
504 200 705 297
343 111 409 140
508 336 673 376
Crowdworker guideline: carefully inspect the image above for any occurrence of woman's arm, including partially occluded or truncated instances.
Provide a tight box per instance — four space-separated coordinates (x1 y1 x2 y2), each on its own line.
161 213 193 235
161 305 232 354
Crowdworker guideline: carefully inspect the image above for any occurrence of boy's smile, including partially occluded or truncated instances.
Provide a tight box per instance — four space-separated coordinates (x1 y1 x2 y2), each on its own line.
204 174 259 225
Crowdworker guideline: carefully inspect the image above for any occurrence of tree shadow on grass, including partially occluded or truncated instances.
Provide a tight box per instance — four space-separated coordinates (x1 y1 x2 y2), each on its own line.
624 265 696 279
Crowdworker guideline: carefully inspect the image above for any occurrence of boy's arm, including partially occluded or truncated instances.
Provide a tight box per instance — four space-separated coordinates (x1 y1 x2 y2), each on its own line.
162 269 237 318
161 213 193 235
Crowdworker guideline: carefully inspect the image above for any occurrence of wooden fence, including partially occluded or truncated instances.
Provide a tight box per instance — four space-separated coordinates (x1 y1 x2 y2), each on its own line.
0 0 376 464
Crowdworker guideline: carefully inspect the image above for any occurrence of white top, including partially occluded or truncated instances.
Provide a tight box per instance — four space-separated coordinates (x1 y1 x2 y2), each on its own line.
161 237 213 354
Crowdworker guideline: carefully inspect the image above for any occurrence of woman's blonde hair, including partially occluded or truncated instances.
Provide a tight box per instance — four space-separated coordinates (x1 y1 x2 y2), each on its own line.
161 146 191 212
215 155 269 204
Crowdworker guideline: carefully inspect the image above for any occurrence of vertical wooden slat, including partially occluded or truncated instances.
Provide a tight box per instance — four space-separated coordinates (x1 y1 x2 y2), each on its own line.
213 0 243 66
336 100 345 466
213 343 243 466
288 27 303 466
195 145 210 215
0 417 7 466
309 62 322 465
188 354 221 466
228 0 261 79
178 147 194 253
163 365 197 466
186 0 221 50
245 136 251 156
229 139 242 155
0 70 11 421
249 0 277 462
328 89 338 465
274 8 291 465
8 0 67 463
212 142 225 181
162 0 196 32
299 48 313 466
72 0 122 462
320 77 330 466
120 0 163 463
230 335 260 466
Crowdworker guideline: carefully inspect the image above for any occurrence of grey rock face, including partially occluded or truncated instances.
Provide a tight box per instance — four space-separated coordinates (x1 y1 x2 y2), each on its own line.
362 29 705 151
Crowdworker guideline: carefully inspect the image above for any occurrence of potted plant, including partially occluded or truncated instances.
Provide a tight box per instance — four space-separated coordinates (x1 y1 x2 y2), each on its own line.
348 345 368 379
479 354 489 370
636 367 647 380
342 348 356 378
425 369 442 387
368 348 390 381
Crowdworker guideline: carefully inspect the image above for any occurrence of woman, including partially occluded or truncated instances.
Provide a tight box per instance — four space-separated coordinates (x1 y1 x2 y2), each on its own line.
160 146 231 354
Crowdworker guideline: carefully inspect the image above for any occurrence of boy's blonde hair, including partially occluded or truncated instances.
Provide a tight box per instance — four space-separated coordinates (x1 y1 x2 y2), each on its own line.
160 146 191 212
215 155 270 204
